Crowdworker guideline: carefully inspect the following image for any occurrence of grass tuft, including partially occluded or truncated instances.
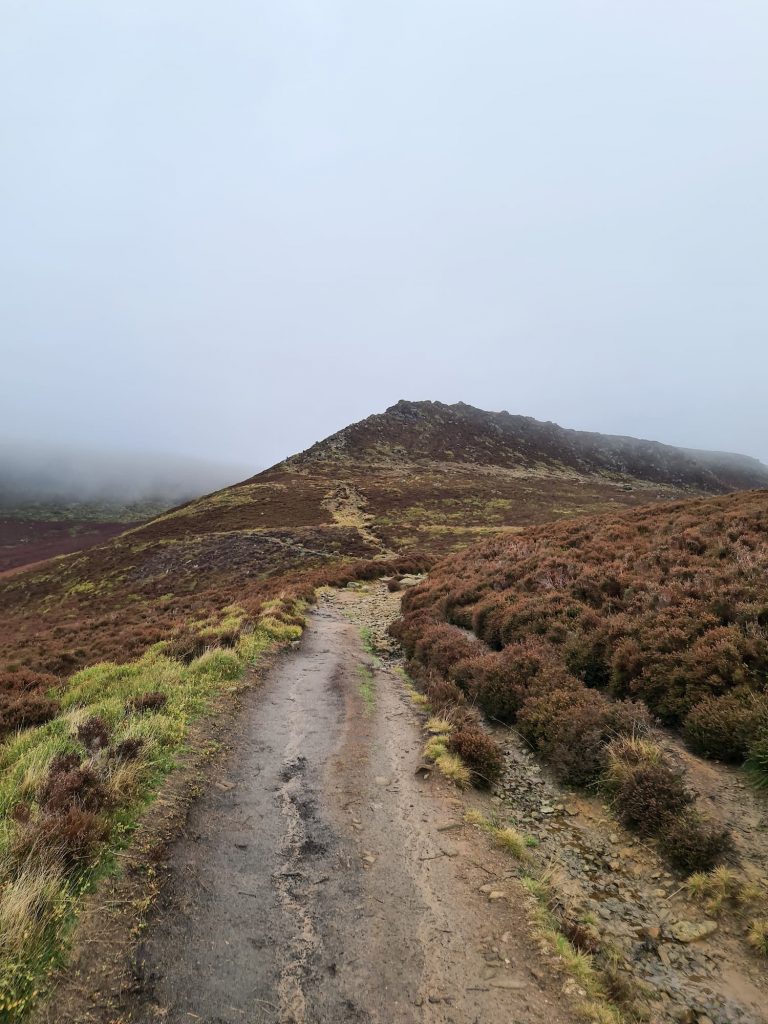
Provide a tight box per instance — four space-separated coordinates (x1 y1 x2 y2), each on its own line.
748 918 768 957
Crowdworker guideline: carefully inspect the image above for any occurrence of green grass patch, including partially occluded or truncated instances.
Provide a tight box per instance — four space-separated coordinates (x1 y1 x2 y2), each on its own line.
0 607 304 1021
356 664 376 713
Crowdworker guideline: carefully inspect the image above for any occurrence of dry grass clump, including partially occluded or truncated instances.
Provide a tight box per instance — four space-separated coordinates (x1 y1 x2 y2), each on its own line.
746 731 768 788
685 866 743 916
748 918 768 957
422 737 471 788
491 825 528 860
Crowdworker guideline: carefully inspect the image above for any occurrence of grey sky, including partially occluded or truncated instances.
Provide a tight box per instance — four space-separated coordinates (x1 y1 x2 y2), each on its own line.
2 0 767 474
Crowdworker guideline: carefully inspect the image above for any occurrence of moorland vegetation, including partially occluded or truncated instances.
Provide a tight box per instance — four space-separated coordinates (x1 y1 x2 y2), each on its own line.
393 488 768 871
2 402 768 1015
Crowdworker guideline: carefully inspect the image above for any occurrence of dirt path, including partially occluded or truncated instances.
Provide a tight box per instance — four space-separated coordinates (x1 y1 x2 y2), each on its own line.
127 589 576 1024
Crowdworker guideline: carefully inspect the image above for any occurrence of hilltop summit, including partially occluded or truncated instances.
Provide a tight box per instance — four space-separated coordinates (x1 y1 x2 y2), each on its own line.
286 399 768 493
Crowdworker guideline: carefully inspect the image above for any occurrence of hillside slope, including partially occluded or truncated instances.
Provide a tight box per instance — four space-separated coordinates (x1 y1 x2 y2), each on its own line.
395 487 768 760
2 400 767 678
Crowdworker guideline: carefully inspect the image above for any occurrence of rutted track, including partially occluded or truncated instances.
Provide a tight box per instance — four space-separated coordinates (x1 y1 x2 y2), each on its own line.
127 589 576 1024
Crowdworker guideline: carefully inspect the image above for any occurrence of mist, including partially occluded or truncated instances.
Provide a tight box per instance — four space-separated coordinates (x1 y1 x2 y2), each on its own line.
2 2 767 468
0 440 253 509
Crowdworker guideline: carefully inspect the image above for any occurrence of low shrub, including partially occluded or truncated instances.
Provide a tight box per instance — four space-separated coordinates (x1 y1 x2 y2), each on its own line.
603 738 692 834
422 677 464 711
13 807 108 870
0 669 60 738
0 693 61 737
109 737 144 761
658 810 734 874
76 714 111 753
412 624 479 677
127 691 168 714
452 642 579 723
684 690 768 762
517 688 651 787
163 630 207 664
38 758 108 814
447 724 504 786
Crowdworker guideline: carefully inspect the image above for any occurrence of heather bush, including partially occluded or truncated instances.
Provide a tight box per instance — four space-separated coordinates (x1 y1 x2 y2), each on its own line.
0 669 60 738
391 490 768 757
422 676 464 711
110 737 144 761
389 608 439 658
683 690 768 762
451 642 578 723
127 691 168 714
0 693 61 737
603 738 691 834
13 806 108 870
517 688 650 787
39 755 108 814
412 623 479 676
658 810 734 874
76 714 111 753
163 629 208 664
446 724 504 786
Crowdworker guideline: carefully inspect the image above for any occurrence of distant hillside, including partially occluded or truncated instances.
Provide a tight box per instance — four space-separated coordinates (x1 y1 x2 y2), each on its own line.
1 400 766 677
0 441 253 521
0 443 255 573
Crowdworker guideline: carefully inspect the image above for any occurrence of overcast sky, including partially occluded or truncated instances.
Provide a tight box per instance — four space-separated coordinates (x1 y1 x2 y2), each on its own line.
2 0 767 474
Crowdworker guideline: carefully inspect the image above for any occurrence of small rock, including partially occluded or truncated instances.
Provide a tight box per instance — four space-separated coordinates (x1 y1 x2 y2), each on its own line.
671 1008 697 1024
488 890 506 901
479 884 493 894
490 978 526 990
669 920 718 944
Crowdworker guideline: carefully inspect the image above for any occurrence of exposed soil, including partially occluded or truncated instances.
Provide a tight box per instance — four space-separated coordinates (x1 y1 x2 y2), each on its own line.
0 518 133 574
114 587 578 1024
